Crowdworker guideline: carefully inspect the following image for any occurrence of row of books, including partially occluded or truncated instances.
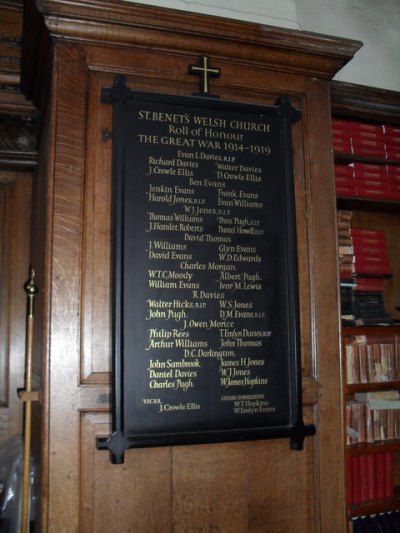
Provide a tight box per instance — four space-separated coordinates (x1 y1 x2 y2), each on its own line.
347 452 394 504
333 118 400 160
338 211 393 325
341 288 393 326
351 512 400 532
338 223 391 278
347 401 400 445
345 335 400 385
338 210 354 282
335 162 400 201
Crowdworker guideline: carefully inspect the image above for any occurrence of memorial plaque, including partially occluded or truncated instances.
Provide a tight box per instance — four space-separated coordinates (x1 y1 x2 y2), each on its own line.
97 75 315 463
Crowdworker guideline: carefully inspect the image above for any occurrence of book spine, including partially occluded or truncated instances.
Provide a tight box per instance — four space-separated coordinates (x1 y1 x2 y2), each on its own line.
367 454 376 501
376 453 386 499
385 452 394 497
353 455 362 503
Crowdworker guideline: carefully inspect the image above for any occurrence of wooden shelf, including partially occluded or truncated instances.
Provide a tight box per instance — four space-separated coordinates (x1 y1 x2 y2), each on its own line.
337 196 400 214
349 493 400 518
346 381 400 395
348 440 400 456
334 148 400 214
335 153 400 166
343 325 400 337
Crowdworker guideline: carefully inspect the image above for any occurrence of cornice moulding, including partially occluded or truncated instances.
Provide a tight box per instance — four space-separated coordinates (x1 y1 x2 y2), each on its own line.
34 0 361 79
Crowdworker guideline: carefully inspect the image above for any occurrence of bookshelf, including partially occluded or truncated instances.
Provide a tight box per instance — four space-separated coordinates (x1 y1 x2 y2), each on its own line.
331 82 400 530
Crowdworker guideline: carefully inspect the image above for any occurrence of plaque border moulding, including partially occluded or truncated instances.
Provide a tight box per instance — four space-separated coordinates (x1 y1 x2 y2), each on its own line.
97 74 316 464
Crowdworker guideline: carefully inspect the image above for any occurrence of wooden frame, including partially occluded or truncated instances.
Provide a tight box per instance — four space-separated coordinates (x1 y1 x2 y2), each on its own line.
97 75 315 462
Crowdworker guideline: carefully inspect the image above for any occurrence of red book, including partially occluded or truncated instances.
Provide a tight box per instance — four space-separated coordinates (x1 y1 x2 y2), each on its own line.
332 129 351 138
352 455 362 503
356 123 384 133
336 175 355 186
354 147 387 159
333 119 383 134
387 165 400 177
354 171 389 183
353 253 389 265
353 162 385 176
367 454 376 500
353 244 388 256
352 131 386 142
386 149 400 161
347 457 354 504
332 119 357 131
332 126 351 135
356 187 392 201
360 454 370 501
353 262 390 276
352 138 386 149
354 177 389 188
332 137 352 148
376 453 386 499
385 135 400 147
389 180 400 190
336 185 356 197
333 140 352 154
352 238 387 249
351 228 386 239
385 452 394 497
351 230 387 248
355 183 389 193
387 191 400 201
384 125 400 136
335 164 354 177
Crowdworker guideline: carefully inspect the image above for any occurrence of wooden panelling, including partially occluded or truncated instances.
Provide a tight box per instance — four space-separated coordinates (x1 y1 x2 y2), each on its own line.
79 413 317 533
81 412 172 532
47 41 338 532
172 436 315 532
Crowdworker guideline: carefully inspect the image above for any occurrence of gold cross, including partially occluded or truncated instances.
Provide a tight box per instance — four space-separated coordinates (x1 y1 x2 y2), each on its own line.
188 56 220 96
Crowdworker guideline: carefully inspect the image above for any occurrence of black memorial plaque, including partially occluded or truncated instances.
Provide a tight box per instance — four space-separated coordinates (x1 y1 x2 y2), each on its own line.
97 75 315 463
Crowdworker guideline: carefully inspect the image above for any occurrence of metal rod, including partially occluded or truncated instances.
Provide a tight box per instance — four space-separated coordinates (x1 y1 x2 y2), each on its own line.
21 267 38 533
